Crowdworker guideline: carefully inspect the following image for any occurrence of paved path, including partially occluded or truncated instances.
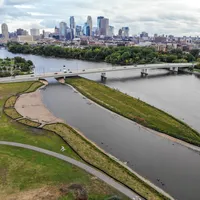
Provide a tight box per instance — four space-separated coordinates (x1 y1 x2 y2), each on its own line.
0 141 144 200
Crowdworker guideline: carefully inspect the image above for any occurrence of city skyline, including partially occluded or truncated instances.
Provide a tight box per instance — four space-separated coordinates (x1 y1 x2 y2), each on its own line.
0 0 200 36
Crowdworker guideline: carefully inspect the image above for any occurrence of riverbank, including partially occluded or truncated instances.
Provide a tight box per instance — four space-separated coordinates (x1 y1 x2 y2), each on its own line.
1 82 128 199
65 77 200 147
11 84 172 200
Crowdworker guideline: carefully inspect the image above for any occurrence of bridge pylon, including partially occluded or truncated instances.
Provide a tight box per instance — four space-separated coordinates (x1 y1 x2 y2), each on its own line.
141 68 148 76
101 72 107 81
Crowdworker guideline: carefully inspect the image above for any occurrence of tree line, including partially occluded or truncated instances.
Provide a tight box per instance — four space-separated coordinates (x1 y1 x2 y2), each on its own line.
7 42 199 65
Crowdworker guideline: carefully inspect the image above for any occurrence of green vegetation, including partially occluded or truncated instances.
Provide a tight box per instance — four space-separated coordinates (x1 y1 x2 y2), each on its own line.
24 81 43 93
4 107 22 119
66 77 200 147
0 57 34 77
8 42 196 65
4 95 18 108
0 81 80 160
44 123 169 200
0 81 129 199
18 118 41 128
0 145 127 199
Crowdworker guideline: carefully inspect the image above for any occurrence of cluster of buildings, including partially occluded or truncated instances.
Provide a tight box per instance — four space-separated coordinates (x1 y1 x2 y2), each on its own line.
1 17 200 52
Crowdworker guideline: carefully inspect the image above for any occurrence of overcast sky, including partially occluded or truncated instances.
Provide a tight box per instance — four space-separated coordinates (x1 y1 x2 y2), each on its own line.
0 0 200 36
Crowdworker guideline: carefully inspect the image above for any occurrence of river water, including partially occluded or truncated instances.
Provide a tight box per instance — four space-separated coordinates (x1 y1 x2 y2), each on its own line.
1 48 200 200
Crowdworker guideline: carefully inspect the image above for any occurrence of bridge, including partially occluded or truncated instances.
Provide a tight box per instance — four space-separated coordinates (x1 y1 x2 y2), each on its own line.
0 63 194 83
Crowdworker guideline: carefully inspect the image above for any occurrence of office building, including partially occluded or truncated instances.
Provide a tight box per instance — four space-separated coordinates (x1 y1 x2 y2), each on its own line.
70 16 75 29
108 26 114 37
1 23 9 41
87 16 92 36
76 25 82 36
100 18 109 36
30 28 40 36
59 22 67 40
97 16 104 35
118 29 122 36
122 27 129 37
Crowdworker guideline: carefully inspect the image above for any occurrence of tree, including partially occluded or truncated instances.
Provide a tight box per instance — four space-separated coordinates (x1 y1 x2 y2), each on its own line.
190 49 200 59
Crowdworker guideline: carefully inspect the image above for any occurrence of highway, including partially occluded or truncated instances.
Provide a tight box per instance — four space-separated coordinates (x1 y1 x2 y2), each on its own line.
0 63 194 83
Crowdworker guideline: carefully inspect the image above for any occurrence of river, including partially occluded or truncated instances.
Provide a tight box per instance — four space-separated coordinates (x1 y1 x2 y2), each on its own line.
1 48 200 200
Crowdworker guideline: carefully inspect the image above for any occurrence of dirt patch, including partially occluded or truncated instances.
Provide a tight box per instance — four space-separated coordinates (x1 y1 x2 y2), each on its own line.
56 77 65 84
0 167 7 185
4 186 67 200
15 90 64 125
3 184 88 200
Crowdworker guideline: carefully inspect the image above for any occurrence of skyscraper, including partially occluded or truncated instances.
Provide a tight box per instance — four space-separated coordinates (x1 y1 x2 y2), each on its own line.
87 16 92 36
70 16 75 39
1 23 9 41
100 18 109 36
59 22 67 40
30 28 40 36
122 27 129 37
97 16 104 29
70 16 75 29
108 26 114 37
76 25 82 36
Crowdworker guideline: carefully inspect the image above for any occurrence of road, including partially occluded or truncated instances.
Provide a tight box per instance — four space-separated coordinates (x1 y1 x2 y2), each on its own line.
0 63 194 83
0 141 144 200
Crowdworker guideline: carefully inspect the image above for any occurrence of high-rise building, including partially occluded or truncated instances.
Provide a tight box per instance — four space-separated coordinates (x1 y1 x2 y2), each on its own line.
118 29 122 36
87 16 92 36
97 16 104 35
108 26 114 37
122 27 129 37
54 26 59 34
83 23 90 36
100 18 109 36
70 16 75 29
70 17 75 39
16 28 28 36
97 16 104 29
30 28 40 36
59 22 67 40
76 25 82 36
1 23 9 41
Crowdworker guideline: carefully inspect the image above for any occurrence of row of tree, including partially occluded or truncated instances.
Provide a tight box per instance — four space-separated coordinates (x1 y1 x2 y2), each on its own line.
7 42 199 65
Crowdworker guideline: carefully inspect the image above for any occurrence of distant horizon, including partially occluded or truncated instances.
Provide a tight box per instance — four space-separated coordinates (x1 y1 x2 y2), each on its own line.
1 0 200 36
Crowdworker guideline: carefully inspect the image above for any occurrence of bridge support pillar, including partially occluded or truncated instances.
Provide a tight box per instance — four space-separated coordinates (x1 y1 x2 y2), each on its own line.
141 68 148 76
170 67 179 73
101 72 107 81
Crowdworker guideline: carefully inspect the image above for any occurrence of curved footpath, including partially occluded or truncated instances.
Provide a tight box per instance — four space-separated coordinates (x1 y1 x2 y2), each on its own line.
0 141 143 200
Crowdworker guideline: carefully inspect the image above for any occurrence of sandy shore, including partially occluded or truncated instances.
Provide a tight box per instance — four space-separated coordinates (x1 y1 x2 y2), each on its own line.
15 89 64 125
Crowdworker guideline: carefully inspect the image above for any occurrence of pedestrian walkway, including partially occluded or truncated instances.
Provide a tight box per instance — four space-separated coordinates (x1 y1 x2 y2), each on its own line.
0 141 144 200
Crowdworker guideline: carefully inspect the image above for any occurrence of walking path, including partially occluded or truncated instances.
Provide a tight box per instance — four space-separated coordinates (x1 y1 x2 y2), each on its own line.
0 141 144 200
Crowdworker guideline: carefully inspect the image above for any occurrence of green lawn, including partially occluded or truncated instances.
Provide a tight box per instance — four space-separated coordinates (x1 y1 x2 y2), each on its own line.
66 77 200 147
0 81 79 160
0 81 129 199
0 146 127 199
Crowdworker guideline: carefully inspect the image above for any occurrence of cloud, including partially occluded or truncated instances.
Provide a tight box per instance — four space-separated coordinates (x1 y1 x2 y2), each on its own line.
1 0 200 36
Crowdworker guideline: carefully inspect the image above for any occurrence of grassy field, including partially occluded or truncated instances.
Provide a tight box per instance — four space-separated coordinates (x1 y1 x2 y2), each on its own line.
4 96 18 108
0 145 128 199
4 108 22 119
194 68 200 73
0 81 129 199
18 118 41 128
44 123 170 200
66 77 200 147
